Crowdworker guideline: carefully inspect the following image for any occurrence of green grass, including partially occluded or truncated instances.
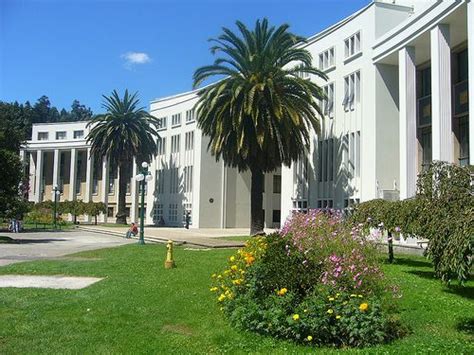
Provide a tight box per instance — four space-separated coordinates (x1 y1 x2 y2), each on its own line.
0 245 472 354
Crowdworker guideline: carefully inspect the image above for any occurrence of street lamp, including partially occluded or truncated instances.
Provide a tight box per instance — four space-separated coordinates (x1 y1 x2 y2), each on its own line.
52 185 60 230
135 161 153 245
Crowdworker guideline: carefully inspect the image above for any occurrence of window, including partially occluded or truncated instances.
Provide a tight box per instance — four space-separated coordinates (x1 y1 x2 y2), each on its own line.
168 203 178 222
59 152 66 192
73 130 84 139
171 113 181 126
56 131 67 140
157 137 166 155
344 32 360 58
185 131 194 151
156 169 165 194
107 207 114 217
153 203 164 224
292 199 308 212
183 166 193 193
92 159 99 194
182 203 192 225
170 167 179 193
38 132 49 140
272 210 281 224
342 71 360 111
76 151 83 194
355 132 361 178
185 109 195 123
317 199 333 209
323 83 334 117
171 134 180 153
319 47 335 70
273 175 281 193
108 166 116 194
420 128 432 170
328 138 334 181
157 117 167 130
318 138 335 182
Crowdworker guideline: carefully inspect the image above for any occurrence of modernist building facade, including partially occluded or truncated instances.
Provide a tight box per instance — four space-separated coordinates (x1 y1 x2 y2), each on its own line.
21 0 473 228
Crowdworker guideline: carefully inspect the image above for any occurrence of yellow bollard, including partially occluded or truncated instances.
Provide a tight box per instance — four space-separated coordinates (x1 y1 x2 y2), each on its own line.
165 240 176 269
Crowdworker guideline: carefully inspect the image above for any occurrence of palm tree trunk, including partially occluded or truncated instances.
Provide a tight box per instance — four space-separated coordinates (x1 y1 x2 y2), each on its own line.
250 166 265 236
116 161 128 224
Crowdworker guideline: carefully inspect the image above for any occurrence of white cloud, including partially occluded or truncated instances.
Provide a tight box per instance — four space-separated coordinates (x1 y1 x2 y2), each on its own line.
121 52 151 68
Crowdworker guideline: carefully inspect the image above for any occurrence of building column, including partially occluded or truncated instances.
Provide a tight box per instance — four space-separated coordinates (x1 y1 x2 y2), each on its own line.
84 148 93 222
280 164 294 227
34 150 43 203
52 149 60 189
430 24 453 162
29 151 36 201
101 157 109 223
145 158 157 225
131 158 139 223
399 46 417 199
468 0 474 164
69 148 77 201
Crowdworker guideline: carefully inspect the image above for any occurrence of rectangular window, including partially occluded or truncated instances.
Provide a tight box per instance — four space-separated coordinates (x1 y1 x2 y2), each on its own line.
76 151 83 194
107 207 114 217
272 210 281 223
349 133 355 176
153 203 164 224
157 117 167 130
328 138 334 181
170 167 179 193
108 166 116 194
38 132 49 140
56 131 67 140
420 128 432 170
323 140 328 182
323 83 334 117
185 131 194 151
168 203 178 222
344 32 361 59
318 141 323 182
185 109 195 123
171 134 180 153
171 113 181 126
156 169 165 194
319 47 335 70
73 130 84 139
182 203 192 225
273 175 281 194
157 137 166 155
183 166 193 193
343 71 359 111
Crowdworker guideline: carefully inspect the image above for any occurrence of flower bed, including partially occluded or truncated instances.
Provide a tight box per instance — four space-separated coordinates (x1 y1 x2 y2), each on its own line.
211 210 405 347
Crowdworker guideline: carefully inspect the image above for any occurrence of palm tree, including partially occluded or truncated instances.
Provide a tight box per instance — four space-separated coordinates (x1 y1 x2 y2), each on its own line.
87 90 159 224
193 19 327 235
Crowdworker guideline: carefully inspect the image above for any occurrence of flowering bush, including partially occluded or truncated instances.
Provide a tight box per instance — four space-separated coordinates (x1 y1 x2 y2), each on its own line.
211 211 405 348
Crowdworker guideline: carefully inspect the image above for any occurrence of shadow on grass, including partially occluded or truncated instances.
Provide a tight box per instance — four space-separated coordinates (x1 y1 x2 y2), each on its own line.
393 257 432 268
443 285 474 300
456 317 474 335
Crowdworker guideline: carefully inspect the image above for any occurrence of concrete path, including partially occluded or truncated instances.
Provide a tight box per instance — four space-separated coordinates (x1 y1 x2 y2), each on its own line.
0 275 103 289
78 226 277 248
0 230 135 267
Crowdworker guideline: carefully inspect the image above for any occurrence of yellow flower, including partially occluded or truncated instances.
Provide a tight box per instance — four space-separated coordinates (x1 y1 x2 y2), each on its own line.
277 288 288 296
359 303 369 312
350 294 357 298
328 297 335 301
306 335 313 341
327 309 334 314
211 273 217 278
303 309 308 313
210 287 218 292
218 294 226 302
232 279 242 285
336 315 342 320
229 256 235 262
230 265 238 271
292 314 300 321
217 275 222 279
358 294 363 298
336 293 340 297
224 270 231 275
343 301 348 305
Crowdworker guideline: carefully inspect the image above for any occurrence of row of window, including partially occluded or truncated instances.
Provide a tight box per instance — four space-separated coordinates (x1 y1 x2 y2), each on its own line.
156 165 194 194
37 130 84 141
158 132 195 156
153 203 193 225
320 70 361 118
157 109 195 130
316 31 361 73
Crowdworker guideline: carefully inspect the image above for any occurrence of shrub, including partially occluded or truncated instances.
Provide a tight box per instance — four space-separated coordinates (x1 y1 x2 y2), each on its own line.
211 211 404 348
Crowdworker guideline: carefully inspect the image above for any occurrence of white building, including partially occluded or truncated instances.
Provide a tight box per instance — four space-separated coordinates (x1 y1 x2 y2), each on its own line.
21 0 472 229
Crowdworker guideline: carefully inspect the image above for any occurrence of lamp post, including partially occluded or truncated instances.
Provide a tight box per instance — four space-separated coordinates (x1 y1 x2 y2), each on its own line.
52 185 60 230
135 162 153 245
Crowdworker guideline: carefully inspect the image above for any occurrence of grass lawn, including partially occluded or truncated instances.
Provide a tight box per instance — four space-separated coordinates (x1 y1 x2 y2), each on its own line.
0 244 472 354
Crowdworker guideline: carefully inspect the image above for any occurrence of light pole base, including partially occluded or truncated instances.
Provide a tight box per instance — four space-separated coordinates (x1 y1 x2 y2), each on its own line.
137 238 145 245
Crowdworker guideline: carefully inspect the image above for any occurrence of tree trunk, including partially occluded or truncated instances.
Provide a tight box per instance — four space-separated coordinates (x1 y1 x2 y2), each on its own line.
94 215 97 225
387 231 394 263
250 166 265 236
116 161 128 224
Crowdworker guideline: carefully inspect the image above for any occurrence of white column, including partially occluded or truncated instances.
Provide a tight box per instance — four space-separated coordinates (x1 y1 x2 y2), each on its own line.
468 0 474 164
131 158 139 222
69 148 77 201
431 24 453 162
35 150 43 203
280 163 293 226
85 148 93 202
52 149 60 189
101 157 109 223
29 151 36 201
399 46 418 199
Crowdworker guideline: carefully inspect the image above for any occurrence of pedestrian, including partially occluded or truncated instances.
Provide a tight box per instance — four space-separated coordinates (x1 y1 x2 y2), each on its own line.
125 222 138 238
185 211 190 229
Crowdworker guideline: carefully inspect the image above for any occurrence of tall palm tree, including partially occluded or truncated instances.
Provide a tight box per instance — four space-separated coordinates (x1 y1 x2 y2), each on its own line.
193 19 327 235
87 90 159 224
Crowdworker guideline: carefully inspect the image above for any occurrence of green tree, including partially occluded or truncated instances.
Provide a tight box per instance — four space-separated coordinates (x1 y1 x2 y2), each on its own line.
61 200 86 224
85 201 107 225
193 19 326 235
87 90 159 224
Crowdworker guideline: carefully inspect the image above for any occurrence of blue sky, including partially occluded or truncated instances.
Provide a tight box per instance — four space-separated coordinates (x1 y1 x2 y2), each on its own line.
0 0 367 113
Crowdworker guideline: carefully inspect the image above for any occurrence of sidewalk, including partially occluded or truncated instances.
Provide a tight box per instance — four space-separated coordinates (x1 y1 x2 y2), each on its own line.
77 225 275 248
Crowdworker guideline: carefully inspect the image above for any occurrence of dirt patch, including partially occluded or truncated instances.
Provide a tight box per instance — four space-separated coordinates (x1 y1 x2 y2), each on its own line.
162 324 195 336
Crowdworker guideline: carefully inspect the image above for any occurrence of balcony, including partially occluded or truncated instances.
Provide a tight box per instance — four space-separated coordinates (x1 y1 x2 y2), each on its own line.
417 95 431 127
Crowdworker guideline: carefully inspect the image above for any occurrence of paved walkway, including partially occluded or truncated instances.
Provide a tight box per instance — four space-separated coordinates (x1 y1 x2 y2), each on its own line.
0 275 103 289
0 230 135 267
78 225 276 248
